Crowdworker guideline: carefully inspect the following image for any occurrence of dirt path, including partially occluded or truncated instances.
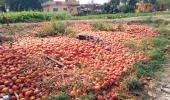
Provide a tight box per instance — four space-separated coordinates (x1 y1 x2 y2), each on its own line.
148 60 170 100
147 44 170 100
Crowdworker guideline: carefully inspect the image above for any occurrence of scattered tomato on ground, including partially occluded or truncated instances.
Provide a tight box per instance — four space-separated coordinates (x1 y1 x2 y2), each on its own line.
0 22 158 99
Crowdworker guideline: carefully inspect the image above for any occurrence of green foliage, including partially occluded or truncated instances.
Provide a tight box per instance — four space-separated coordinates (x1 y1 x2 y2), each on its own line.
102 0 138 13
126 79 144 96
93 22 114 31
134 60 161 78
0 0 5 10
146 38 168 49
1 12 170 23
157 0 170 10
52 21 67 35
102 0 120 13
118 5 130 13
5 0 46 11
134 36 167 78
149 49 165 62
128 0 138 12
157 21 170 40
0 12 70 23
48 92 68 100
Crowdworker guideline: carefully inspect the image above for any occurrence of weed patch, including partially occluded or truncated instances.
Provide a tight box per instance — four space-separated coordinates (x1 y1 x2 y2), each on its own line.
134 37 167 78
37 21 78 38
92 22 115 31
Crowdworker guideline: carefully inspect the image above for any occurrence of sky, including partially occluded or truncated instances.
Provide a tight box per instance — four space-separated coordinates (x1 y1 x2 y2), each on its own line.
54 0 109 4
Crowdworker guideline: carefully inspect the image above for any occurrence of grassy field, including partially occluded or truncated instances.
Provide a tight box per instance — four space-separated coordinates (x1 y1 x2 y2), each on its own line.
1 11 170 23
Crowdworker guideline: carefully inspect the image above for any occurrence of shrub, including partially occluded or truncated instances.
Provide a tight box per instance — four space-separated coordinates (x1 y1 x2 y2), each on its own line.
37 21 78 38
36 21 68 37
92 22 115 31
51 21 68 35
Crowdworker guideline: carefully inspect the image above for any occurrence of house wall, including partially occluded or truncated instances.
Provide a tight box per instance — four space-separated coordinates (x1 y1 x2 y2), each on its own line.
69 6 78 15
42 0 79 15
135 3 151 13
43 4 68 13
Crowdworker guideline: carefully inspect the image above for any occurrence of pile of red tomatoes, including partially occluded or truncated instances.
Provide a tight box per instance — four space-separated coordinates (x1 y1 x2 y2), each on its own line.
0 23 157 100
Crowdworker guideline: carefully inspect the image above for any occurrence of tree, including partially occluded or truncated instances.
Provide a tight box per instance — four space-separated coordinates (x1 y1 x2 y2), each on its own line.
0 0 5 11
102 0 139 13
6 0 44 11
128 0 138 12
102 0 120 13
157 0 170 10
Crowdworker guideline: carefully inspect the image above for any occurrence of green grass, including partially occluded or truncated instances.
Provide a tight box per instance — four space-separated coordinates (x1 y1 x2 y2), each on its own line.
132 19 169 78
72 12 170 20
92 22 115 31
134 37 167 78
1 11 170 23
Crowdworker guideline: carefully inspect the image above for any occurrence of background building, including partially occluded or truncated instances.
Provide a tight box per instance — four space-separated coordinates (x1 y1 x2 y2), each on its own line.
41 0 79 15
135 1 152 13
79 4 102 15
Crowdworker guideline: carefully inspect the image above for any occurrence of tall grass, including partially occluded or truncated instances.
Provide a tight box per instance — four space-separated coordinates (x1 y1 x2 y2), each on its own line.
36 21 78 38
92 22 115 31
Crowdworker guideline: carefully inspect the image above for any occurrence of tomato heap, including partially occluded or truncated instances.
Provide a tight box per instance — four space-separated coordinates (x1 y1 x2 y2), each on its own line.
0 23 157 100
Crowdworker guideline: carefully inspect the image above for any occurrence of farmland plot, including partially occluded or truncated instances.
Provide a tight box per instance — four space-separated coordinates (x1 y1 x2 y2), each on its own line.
0 21 161 99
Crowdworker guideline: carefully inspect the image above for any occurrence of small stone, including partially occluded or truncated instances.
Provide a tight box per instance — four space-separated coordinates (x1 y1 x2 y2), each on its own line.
148 91 156 98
